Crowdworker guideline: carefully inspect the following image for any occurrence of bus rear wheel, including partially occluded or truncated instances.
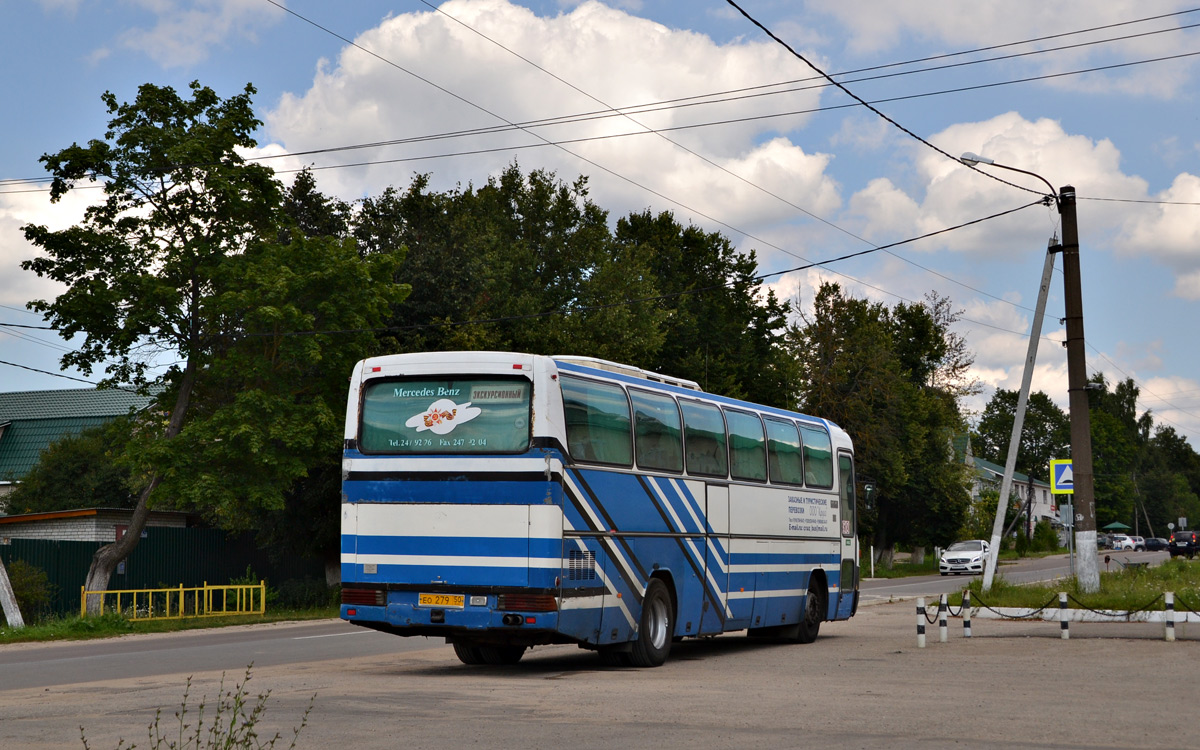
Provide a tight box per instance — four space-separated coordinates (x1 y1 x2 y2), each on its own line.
478 645 526 665
629 579 674 667
453 643 486 664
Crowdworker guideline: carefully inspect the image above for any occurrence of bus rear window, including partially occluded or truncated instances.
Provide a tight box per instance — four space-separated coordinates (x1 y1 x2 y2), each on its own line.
359 377 531 454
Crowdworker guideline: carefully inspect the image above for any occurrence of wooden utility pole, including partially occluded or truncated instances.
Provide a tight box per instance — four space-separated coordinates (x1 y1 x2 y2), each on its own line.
1058 186 1100 592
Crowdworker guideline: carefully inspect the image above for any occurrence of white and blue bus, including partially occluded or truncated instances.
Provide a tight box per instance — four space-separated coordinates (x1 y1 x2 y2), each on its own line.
340 351 859 667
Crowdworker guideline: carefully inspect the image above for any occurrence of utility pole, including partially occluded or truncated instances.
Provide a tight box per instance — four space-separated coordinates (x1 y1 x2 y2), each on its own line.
1058 186 1100 592
0 557 25 629
982 246 1054 591
959 156 1099 592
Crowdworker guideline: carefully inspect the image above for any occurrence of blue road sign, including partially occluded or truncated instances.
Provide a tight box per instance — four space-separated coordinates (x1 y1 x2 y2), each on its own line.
1050 459 1074 494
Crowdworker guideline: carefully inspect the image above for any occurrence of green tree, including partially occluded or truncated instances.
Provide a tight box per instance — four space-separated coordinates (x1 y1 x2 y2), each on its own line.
973 389 1070 480
4 418 137 514
791 283 973 559
1139 426 1200 534
354 164 665 363
615 210 799 407
1085 374 1148 528
21 81 404 607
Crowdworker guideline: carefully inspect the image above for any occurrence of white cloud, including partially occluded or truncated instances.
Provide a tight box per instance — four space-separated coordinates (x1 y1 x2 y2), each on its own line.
845 177 918 241
839 112 1156 260
118 0 285 68
1115 172 1200 298
0 188 94 311
261 0 839 226
806 0 1200 97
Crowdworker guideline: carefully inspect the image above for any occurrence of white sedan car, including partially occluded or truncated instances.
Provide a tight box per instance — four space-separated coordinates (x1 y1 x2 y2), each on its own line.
940 540 990 576
1109 534 1135 550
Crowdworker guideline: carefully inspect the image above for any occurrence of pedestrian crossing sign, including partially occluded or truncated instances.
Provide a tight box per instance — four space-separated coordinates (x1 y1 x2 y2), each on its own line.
1050 459 1073 494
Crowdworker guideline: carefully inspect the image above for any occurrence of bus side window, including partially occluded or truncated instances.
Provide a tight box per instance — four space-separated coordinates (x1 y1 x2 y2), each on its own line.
560 375 633 466
726 409 766 482
765 418 803 485
630 388 683 473
798 423 834 489
681 400 727 477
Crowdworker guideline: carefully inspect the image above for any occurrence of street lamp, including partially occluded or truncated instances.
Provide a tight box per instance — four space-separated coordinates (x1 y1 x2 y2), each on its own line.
959 153 1101 593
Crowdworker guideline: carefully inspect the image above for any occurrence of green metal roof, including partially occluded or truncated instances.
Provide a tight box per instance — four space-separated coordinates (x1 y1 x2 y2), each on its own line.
0 387 152 421
0 388 154 483
971 456 1049 488
0 416 114 481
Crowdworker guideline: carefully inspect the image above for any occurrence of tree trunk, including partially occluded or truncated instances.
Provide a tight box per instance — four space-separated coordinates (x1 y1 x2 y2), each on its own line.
83 362 196 615
83 477 160 615
911 546 925 565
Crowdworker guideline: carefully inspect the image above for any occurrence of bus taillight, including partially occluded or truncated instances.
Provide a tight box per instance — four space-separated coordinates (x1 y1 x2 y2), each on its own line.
497 594 557 612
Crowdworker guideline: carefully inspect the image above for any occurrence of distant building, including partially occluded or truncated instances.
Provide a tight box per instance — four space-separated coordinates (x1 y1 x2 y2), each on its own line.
969 456 1057 528
0 507 193 543
954 434 1057 532
0 388 154 509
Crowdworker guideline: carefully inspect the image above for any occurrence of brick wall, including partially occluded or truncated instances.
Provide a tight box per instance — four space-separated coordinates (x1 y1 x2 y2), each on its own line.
0 511 188 543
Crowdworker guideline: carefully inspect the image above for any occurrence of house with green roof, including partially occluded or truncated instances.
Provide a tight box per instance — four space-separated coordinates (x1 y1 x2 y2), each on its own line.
954 433 1058 534
0 388 154 509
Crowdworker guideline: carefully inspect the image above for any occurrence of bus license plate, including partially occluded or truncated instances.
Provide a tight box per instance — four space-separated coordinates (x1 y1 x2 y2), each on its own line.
418 593 465 609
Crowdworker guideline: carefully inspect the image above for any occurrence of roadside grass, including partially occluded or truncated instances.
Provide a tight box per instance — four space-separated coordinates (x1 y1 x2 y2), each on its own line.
957 557 1200 612
0 606 340 645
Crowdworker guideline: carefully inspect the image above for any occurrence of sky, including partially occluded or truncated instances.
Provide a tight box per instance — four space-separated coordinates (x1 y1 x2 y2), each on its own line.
2 0 1199 450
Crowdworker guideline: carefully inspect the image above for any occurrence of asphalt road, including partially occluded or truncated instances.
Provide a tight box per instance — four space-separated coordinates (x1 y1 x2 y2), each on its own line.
2 598 1194 750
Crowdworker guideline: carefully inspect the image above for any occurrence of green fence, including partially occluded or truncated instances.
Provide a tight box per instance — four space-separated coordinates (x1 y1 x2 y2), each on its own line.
0 528 325 618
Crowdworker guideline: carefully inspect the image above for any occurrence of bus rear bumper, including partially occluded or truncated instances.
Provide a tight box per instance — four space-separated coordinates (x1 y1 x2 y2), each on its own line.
341 600 561 638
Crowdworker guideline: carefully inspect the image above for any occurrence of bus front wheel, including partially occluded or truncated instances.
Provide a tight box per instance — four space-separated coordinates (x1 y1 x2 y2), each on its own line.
795 585 825 644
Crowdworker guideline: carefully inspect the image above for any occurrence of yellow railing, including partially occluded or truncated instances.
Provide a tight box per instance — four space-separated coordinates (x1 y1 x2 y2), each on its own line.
80 581 266 620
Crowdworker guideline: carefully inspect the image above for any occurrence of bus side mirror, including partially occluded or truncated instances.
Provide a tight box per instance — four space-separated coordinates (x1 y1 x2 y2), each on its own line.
862 482 876 511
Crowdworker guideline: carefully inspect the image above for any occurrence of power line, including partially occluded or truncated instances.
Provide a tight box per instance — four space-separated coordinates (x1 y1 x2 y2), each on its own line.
723 0 1044 198
415 0 1080 332
0 359 99 386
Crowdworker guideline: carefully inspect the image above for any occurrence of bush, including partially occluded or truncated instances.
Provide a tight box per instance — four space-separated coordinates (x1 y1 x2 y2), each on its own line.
1014 533 1030 557
1033 520 1059 552
2 559 55 624
228 568 338 611
274 577 338 610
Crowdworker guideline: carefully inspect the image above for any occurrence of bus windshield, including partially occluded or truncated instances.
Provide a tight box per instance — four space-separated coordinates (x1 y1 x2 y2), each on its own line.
359 377 531 454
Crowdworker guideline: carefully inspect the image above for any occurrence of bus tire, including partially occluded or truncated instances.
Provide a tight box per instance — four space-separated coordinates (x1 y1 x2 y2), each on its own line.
478 645 526 665
629 579 674 667
598 647 630 667
796 584 825 644
453 643 486 665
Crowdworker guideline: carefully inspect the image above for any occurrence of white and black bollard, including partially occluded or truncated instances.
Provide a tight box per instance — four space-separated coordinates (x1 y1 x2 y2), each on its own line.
917 597 926 648
962 590 972 638
1166 592 1176 642
939 593 948 643
1059 592 1069 640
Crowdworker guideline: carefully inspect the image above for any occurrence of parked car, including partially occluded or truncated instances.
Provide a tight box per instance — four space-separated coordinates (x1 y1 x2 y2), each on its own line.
1169 530 1199 558
940 540 990 576
1109 534 1135 551
1144 537 1169 551
1131 535 1146 551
